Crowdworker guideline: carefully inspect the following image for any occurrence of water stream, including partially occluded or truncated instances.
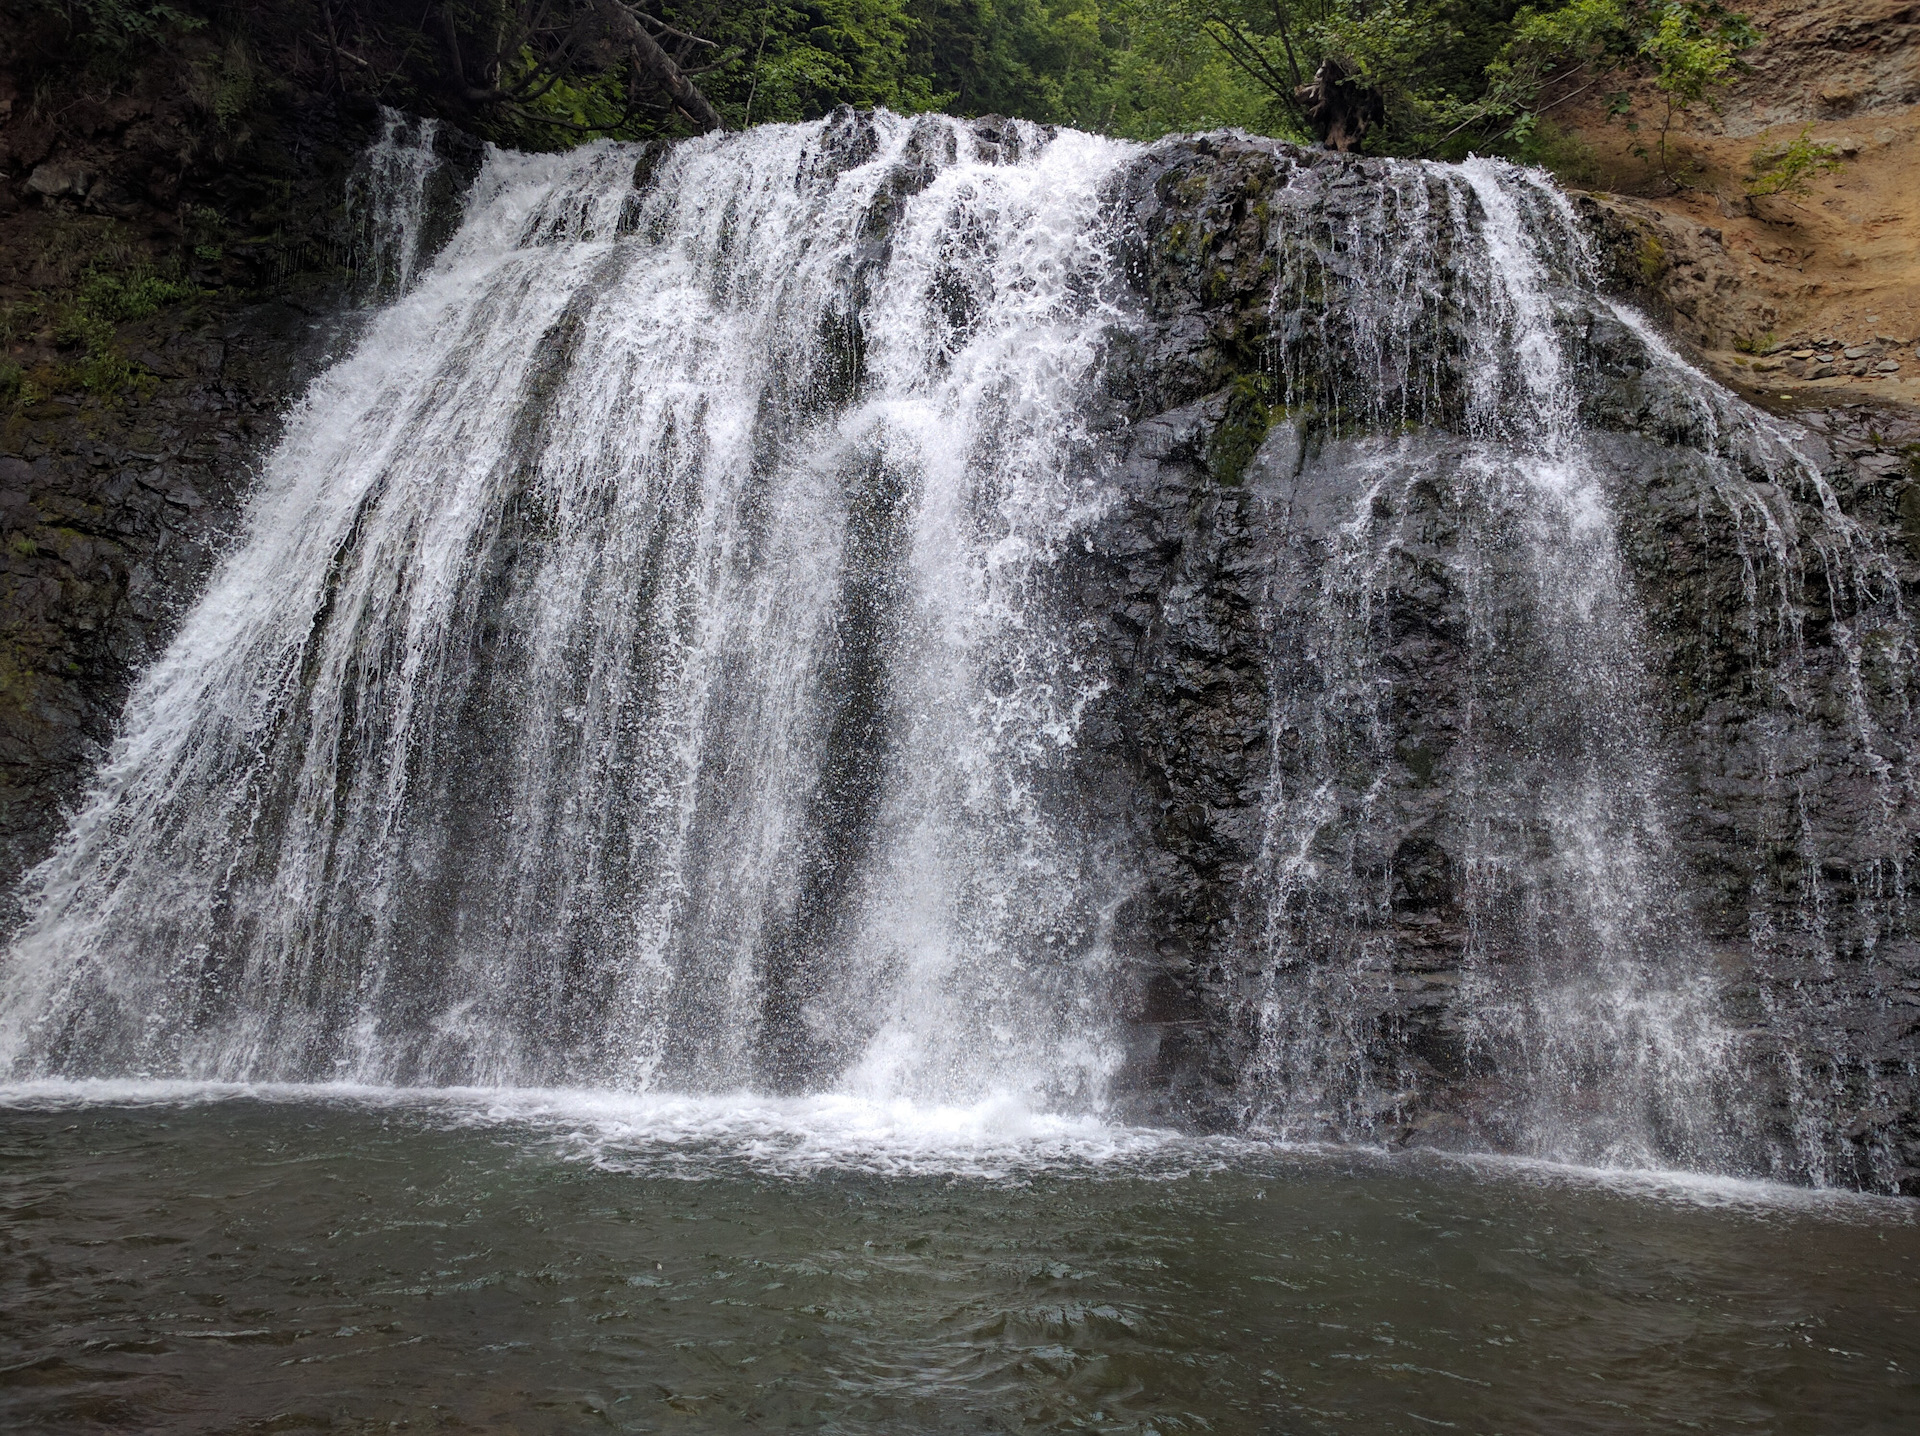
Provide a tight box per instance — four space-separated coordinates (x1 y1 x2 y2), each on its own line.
3 1091 1915 1433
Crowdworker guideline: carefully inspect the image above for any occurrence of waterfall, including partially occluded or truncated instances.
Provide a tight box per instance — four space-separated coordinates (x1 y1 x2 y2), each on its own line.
1227 148 1913 1181
1242 159 1745 1169
346 108 444 302
0 112 1138 1106
0 112 1911 1184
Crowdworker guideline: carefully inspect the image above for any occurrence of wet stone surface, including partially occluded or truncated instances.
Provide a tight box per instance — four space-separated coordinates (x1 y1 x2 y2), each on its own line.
1085 136 1920 1189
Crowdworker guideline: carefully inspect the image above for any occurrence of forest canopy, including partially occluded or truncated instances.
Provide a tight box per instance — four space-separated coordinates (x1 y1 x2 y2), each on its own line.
10 0 1758 160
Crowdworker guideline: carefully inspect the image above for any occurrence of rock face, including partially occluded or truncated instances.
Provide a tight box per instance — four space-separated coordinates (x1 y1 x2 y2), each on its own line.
1534 0 1920 407
1082 135 1920 1192
0 298 344 917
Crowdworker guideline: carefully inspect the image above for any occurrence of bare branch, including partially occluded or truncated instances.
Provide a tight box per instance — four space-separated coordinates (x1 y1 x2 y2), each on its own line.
589 0 726 132
1205 16 1305 121
636 13 718 48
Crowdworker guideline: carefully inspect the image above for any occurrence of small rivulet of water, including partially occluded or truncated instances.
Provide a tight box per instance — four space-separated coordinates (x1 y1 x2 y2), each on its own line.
0 112 1138 1107
345 108 443 302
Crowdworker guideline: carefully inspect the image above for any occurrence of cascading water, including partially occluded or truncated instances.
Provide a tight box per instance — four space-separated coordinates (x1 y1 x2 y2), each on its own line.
1225 145 1913 1183
1241 159 1744 1169
0 112 1137 1108
0 112 1912 1187
345 108 444 302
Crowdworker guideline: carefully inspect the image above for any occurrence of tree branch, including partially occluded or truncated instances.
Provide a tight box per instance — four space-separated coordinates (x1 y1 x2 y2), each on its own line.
1205 17 1306 121
588 0 726 132
636 12 718 48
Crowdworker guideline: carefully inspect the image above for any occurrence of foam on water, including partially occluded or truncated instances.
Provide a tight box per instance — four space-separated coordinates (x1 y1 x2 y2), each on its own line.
4 1079 1909 1215
0 1079 1181 1179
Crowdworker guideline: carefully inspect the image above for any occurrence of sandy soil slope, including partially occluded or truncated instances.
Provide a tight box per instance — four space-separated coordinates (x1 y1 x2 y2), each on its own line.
1551 0 1919 408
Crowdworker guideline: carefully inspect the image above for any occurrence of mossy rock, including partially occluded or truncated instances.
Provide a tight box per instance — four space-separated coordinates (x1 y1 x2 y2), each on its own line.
1207 376 1273 488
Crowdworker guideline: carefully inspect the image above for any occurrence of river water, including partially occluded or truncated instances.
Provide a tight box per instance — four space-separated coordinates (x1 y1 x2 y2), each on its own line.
2 1089 1914 1433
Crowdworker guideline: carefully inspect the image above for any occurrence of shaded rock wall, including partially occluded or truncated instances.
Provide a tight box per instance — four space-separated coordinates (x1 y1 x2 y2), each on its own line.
0 77 387 921
0 295 349 917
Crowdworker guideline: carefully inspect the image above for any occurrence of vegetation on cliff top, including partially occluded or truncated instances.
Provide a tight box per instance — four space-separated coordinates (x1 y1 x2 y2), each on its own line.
7 1 1757 160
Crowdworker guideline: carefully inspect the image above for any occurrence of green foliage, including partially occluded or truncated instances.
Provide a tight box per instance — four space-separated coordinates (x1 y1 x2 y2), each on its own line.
32 0 203 52
1095 2 1279 138
1746 124 1841 200
1510 117 1600 182
1631 1 1756 182
187 36 260 132
53 308 139 393
10 245 205 403
1047 1 1758 164
1635 232 1664 283
1207 373 1273 486
0 0 1763 168
1637 0 1753 111
730 0 944 123
903 0 1279 138
74 271 201 323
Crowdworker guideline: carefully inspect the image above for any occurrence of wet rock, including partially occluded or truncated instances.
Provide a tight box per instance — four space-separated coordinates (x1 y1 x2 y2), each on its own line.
1087 134 1920 1189
25 161 93 198
0 91 388 933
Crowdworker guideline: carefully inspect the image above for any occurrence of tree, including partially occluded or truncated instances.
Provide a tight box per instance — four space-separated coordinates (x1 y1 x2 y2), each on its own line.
1630 1 1756 185
1744 124 1841 222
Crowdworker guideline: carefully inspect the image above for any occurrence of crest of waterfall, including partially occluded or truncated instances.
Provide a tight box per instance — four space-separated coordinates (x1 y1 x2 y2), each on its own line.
1243 158 1750 1169
0 112 1139 1105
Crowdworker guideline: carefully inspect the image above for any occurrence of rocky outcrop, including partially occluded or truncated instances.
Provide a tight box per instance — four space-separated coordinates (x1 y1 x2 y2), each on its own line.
1539 1 1920 407
1087 135 1920 1191
1707 0 1920 139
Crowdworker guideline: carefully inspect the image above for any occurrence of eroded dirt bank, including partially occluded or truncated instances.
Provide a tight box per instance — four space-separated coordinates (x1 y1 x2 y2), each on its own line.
1555 0 1919 412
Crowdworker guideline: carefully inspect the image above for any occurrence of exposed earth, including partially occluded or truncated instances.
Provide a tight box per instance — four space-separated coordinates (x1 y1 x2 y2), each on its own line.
1553 0 1920 408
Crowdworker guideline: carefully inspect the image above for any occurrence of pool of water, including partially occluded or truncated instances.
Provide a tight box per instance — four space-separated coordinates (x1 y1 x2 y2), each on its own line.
3 1086 1915 1433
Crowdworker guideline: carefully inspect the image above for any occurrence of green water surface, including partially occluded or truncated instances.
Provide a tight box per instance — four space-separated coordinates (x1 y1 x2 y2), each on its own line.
2 1096 1915 1433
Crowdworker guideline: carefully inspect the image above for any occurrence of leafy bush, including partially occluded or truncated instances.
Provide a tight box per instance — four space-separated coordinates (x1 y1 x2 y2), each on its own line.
74 271 201 323
1746 125 1842 200
30 0 202 54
